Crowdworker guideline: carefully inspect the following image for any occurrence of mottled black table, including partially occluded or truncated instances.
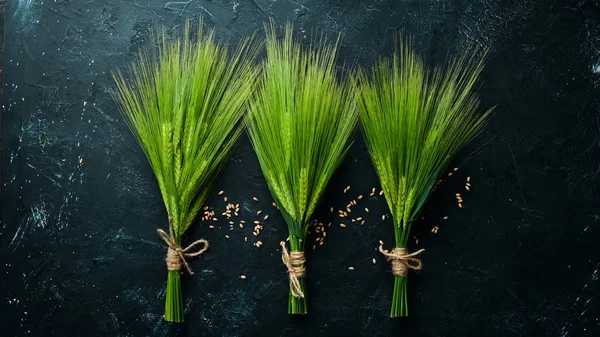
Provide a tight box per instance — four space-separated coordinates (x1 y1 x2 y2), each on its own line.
1 1 599 336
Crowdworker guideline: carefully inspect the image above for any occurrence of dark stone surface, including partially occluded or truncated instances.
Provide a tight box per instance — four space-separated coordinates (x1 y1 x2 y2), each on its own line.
1 0 4 175
1 0 600 336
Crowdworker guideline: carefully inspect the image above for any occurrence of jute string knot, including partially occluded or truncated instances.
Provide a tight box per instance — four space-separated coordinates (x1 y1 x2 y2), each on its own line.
280 241 306 298
379 246 425 278
157 216 209 275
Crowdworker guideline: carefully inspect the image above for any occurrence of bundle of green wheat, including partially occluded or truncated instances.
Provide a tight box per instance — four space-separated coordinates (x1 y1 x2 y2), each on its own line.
356 41 492 317
247 23 358 314
112 21 258 322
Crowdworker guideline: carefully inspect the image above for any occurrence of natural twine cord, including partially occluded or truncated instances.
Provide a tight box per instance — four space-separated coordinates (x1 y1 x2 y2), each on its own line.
379 246 425 278
280 241 306 298
157 216 209 275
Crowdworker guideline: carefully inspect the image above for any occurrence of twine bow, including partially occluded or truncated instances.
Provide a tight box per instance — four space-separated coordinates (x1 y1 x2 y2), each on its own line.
157 216 209 275
280 241 306 298
379 245 425 278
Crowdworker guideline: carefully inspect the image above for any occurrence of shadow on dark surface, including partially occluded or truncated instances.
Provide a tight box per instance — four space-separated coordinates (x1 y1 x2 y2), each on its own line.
1 1 600 336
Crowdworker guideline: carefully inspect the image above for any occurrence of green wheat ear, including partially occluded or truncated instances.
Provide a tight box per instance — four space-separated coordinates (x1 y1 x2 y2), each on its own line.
112 19 260 322
355 38 492 317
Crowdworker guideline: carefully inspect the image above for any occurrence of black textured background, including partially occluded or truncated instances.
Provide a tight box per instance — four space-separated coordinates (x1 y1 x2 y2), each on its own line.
2 1 600 336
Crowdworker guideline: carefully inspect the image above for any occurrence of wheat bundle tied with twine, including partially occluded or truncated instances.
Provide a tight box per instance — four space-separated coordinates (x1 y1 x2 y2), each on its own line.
247 22 358 314
355 39 492 317
112 20 259 322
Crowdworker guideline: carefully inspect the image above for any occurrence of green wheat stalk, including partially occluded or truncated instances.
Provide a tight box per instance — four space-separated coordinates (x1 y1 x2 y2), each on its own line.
355 39 493 317
247 22 358 314
112 20 259 322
